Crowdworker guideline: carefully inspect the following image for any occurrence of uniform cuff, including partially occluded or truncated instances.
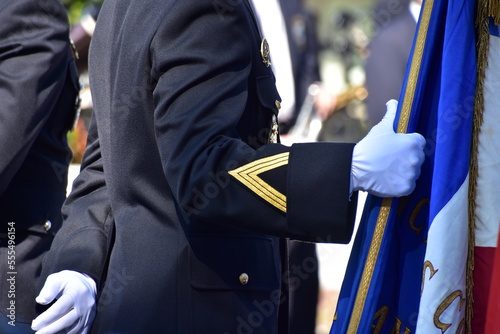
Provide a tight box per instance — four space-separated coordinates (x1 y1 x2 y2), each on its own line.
287 142 357 243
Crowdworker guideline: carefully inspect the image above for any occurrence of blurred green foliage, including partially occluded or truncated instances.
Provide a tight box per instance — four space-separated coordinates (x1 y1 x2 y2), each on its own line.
62 0 103 24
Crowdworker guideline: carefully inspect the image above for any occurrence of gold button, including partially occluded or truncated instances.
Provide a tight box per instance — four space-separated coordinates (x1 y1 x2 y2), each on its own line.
275 100 281 110
239 273 249 285
43 220 52 231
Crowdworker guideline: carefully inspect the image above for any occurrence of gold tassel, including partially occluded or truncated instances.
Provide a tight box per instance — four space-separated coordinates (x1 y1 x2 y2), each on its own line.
466 0 491 332
488 0 500 24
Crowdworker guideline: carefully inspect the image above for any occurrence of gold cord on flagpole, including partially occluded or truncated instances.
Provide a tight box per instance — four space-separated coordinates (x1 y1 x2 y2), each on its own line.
398 0 433 134
346 199 391 334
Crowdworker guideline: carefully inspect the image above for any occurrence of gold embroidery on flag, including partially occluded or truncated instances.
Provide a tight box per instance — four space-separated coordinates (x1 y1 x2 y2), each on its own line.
434 290 465 332
421 260 439 296
409 198 430 235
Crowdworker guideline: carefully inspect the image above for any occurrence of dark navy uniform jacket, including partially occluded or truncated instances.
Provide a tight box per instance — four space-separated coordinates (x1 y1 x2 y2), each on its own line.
0 0 79 325
41 0 358 333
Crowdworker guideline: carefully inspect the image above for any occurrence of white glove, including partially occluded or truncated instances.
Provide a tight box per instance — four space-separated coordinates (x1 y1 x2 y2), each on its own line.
351 100 426 197
32 270 97 334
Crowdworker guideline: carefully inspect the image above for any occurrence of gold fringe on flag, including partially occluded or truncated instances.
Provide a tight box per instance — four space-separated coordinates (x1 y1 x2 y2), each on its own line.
488 0 500 24
467 0 499 332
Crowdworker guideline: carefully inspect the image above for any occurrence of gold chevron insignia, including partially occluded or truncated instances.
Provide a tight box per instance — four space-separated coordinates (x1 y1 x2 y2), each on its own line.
228 152 289 213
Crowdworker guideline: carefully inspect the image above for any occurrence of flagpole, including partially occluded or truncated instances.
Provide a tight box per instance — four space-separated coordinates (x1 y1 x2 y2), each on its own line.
345 1 435 332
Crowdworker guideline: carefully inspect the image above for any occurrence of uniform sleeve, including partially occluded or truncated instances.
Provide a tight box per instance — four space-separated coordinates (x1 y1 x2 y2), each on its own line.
150 2 357 243
40 114 114 288
0 1 72 195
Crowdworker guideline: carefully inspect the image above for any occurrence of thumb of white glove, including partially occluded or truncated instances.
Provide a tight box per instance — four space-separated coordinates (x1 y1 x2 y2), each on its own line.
32 270 97 334
352 100 426 197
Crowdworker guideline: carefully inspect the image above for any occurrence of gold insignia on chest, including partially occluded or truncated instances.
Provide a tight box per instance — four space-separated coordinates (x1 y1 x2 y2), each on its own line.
275 100 281 110
260 38 271 67
268 100 280 144
269 114 279 144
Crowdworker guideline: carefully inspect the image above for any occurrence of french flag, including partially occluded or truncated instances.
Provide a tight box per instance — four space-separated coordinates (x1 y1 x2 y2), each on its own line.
330 0 478 332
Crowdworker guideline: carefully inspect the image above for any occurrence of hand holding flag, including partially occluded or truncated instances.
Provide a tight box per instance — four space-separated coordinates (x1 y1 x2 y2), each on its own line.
351 99 426 198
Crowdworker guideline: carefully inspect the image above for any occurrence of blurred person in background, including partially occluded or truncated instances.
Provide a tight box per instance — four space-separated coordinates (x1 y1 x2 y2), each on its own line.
289 9 369 145
316 10 369 144
69 2 101 75
364 0 422 127
67 2 102 163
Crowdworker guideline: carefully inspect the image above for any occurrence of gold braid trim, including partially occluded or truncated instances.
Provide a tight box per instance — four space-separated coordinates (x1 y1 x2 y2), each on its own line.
466 0 495 332
487 0 500 24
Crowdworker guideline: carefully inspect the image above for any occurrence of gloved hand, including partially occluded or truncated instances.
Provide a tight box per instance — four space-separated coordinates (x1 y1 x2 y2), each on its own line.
351 99 426 197
32 270 97 334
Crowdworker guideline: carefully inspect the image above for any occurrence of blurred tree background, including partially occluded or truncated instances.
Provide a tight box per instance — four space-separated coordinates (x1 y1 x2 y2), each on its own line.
64 0 103 163
63 0 103 24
